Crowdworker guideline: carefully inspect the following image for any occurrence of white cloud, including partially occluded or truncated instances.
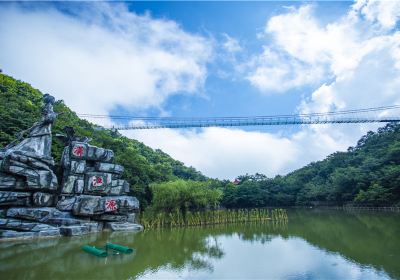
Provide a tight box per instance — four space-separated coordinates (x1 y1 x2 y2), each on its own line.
222 33 242 53
123 124 361 179
247 1 400 93
355 0 400 30
239 0 400 179
123 127 301 179
247 46 326 92
1 1 399 180
127 0 400 180
0 3 212 115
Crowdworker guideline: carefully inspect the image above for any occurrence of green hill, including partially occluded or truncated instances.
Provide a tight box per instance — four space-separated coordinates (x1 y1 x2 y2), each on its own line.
2 73 399 208
0 73 206 207
223 122 400 207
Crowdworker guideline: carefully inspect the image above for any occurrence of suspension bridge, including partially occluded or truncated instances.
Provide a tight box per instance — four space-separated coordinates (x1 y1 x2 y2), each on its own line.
78 105 400 130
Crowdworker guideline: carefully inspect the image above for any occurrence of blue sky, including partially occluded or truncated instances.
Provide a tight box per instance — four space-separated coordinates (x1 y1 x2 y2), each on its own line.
1 1 400 179
114 2 349 120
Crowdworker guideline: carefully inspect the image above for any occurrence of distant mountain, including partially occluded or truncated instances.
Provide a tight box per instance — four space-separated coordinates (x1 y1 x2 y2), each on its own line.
0 73 206 207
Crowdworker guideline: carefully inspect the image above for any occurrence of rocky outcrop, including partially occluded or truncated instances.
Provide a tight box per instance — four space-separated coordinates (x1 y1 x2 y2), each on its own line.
0 95 142 240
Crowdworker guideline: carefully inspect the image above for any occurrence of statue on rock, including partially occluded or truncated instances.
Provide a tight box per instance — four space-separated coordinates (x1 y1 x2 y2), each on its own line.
0 94 58 190
0 94 142 240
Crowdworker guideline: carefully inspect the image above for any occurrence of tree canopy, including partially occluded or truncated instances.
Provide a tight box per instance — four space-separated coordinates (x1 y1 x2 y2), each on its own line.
1 73 399 209
221 123 400 207
0 73 206 207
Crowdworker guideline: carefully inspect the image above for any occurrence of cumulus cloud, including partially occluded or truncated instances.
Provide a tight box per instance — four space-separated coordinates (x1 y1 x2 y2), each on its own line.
355 0 400 30
222 33 242 53
0 3 212 115
128 0 400 179
247 1 400 94
123 122 362 180
1 1 399 180
247 46 326 92
123 127 302 179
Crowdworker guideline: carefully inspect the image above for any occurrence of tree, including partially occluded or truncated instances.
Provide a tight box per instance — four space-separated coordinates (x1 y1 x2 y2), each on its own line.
355 184 393 206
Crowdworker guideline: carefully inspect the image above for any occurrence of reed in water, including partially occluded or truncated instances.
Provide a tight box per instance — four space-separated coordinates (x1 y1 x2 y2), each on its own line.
140 208 288 229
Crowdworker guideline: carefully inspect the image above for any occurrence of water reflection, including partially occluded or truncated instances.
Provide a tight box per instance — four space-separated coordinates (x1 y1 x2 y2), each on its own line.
0 209 398 280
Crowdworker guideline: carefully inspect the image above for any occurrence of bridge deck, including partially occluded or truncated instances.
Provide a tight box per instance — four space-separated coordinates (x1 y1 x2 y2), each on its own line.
106 116 400 130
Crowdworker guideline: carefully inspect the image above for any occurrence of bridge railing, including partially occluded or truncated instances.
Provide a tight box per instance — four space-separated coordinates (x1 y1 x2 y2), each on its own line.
108 116 400 130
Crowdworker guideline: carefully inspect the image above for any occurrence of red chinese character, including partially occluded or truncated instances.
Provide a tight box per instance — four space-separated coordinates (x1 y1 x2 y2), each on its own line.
72 145 85 157
92 176 104 187
105 200 118 211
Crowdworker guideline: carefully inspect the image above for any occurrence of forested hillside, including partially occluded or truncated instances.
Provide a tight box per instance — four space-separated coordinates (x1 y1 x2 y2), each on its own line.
0 74 206 207
1 73 399 209
223 123 400 207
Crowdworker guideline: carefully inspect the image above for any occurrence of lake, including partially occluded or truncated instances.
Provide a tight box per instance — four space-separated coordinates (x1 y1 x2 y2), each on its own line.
0 209 399 280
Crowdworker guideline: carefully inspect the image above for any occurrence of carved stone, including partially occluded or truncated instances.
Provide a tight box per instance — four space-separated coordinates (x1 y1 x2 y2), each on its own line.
126 213 136 223
72 195 139 216
61 175 85 194
32 192 54 207
0 218 59 232
6 207 71 223
111 179 130 195
84 172 112 195
56 196 77 211
105 222 143 231
0 172 25 190
0 95 142 240
0 94 58 190
0 191 31 206
95 162 124 175
93 214 128 222
69 160 86 174
5 207 102 231
0 230 36 239
0 228 60 239
70 142 114 163
60 225 89 236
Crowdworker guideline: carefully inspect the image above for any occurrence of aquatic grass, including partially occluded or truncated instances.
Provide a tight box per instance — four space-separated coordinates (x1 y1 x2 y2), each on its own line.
139 208 288 229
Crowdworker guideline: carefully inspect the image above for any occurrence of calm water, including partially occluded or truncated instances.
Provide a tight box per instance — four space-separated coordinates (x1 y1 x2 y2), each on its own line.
0 209 399 280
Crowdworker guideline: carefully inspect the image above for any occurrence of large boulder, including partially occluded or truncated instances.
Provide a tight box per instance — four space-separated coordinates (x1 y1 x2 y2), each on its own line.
6 207 102 231
61 175 84 194
56 196 77 211
0 191 31 207
84 172 112 193
70 142 114 163
59 225 89 236
1 154 58 190
0 229 36 239
32 192 55 207
0 218 60 232
72 195 139 216
94 163 124 175
0 172 25 190
0 229 60 239
6 207 71 223
82 173 129 196
69 160 86 174
93 214 128 222
105 222 143 231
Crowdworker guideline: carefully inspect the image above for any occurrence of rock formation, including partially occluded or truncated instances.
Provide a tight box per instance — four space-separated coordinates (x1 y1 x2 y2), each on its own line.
0 95 142 240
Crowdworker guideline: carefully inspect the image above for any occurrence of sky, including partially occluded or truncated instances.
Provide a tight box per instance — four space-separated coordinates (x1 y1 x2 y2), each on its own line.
0 0 400 179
